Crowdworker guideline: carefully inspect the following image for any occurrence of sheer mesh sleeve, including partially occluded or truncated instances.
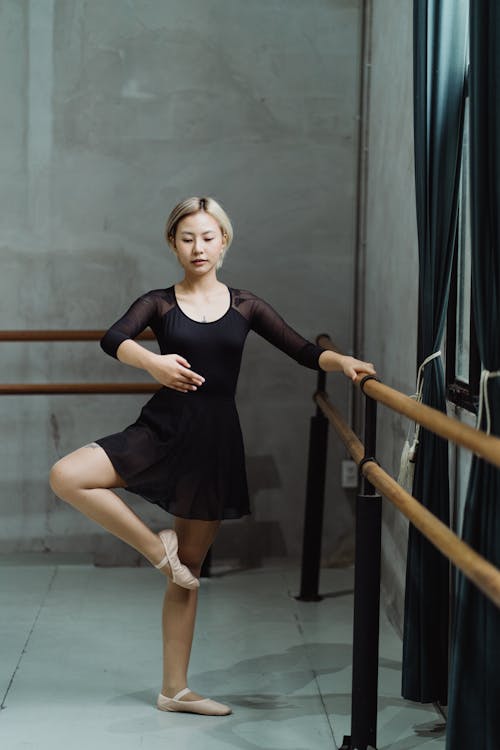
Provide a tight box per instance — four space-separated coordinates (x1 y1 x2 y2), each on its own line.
233 290 326 370
100 292 159 359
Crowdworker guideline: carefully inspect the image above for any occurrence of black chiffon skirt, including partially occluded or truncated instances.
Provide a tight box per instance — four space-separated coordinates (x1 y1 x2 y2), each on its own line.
95 388 250 520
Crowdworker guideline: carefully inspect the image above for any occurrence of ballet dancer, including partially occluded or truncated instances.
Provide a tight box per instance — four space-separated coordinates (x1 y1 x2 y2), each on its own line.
49 196 376 716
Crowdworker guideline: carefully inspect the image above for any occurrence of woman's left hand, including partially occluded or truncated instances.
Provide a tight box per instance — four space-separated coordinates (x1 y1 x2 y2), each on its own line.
340 355 376 382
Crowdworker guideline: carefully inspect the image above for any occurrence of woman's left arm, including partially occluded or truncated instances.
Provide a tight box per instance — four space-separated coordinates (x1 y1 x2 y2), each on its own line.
248 293 376 380
318 350 376 381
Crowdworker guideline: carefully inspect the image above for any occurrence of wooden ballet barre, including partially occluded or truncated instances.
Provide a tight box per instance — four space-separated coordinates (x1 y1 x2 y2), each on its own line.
316 391 364 465
315 390 500 609
355 375 500 468
0 329 158 394
0 330 155 341
0 383 161 395
317 334 500 469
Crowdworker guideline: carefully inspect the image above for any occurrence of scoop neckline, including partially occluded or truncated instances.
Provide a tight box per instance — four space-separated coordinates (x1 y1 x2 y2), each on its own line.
171 284 233 324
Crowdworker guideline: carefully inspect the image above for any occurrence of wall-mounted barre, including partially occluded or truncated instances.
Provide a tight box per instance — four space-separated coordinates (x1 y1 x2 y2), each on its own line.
0 329 159 395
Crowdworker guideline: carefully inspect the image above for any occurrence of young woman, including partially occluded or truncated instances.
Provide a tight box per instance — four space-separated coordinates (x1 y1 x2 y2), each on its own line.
49 196 375 717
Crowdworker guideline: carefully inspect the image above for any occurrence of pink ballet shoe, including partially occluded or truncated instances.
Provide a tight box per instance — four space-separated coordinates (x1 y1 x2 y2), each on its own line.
154 529 200 590
157 688 232 716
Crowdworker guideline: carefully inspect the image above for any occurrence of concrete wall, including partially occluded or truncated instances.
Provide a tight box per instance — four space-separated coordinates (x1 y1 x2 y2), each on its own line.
362 0 418 630
1 0 362 565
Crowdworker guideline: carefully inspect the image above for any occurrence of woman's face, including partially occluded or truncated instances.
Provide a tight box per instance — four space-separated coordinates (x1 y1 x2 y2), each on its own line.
172 211 226 274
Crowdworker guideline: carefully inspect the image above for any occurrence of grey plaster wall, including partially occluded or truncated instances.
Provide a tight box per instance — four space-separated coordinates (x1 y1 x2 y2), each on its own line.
362 0 418 631
1 0 362 565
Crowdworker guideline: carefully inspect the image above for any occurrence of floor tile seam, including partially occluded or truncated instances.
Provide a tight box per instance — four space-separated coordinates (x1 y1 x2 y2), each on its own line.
0 565 59 714
286 574 339 750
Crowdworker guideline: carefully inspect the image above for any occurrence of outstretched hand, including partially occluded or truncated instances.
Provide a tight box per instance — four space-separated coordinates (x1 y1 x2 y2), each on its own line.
340 355 376 382
147 353 205 393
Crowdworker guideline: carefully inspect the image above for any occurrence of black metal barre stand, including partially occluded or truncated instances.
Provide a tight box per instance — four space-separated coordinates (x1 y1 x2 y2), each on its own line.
200 548 212 578
298 366 382 750
341 377 381 750
296 366 328 601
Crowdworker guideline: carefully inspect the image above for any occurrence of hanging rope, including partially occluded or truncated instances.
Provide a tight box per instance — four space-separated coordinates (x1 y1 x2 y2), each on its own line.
398 351 442 490
476 369 500 435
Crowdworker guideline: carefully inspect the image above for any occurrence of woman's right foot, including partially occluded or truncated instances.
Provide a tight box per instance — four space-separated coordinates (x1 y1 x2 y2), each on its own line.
151 538 172 576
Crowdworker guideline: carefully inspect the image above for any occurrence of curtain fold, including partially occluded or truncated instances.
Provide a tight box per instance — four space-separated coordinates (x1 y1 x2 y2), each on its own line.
447 5 500 748
402 0 468 704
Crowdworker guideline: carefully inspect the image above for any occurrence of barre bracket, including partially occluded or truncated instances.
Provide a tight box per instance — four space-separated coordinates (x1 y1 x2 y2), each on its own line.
359 373 381 394
359 456 379 472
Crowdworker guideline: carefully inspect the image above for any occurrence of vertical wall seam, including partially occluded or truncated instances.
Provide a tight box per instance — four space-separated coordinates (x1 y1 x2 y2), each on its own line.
27 0 55 239
352 0 373 436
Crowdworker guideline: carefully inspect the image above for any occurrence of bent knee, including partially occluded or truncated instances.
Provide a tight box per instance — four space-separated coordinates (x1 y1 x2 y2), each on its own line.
49 457 79 498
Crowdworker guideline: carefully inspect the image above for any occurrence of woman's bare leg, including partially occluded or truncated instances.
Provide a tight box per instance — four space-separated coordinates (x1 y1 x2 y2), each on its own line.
161 517 221 700
49 444 166 568
51 447 221 699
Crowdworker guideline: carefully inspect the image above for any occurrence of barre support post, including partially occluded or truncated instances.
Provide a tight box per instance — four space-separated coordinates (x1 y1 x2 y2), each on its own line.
200 547 212 578
343 390 381 750
297 367 328 601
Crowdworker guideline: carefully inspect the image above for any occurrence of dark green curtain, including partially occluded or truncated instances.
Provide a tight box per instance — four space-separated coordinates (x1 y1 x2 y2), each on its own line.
447 5 500 748
402 0 468 704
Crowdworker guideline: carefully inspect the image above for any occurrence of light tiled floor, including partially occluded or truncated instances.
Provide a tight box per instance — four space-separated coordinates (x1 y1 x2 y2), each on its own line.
0 558 445 750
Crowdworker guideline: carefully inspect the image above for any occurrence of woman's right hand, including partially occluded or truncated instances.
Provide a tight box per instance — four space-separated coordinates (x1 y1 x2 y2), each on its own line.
147 354 205 393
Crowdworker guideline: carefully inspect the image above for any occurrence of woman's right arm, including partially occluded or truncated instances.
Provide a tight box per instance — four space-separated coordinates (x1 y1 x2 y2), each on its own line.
99 293 204 393
115 339 204 393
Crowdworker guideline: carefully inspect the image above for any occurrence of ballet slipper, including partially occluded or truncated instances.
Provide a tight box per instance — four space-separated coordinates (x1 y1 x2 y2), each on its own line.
157 688 232 716
154 529 200 590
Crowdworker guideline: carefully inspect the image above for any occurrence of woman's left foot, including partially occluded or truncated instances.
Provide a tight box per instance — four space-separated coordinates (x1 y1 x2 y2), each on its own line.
157 687 232 716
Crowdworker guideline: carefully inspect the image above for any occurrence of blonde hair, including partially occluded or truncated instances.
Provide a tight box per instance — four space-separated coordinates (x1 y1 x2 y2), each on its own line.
165 196 234 269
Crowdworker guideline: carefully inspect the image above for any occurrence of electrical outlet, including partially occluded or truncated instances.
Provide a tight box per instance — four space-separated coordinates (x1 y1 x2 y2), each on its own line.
341 459 358 488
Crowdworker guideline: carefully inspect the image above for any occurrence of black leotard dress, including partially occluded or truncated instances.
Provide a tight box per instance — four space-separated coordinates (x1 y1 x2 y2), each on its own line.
95 285 326 521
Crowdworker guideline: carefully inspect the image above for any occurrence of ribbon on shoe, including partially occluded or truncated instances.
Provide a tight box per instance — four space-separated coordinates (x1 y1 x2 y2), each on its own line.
157 688 232 716
397 351 442 491
477 369 500 435
155 529 200 589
